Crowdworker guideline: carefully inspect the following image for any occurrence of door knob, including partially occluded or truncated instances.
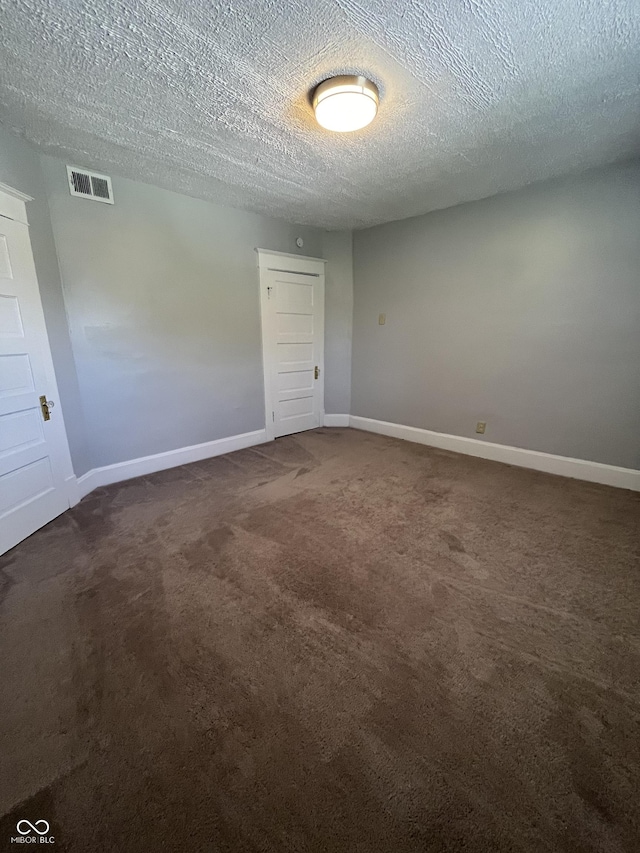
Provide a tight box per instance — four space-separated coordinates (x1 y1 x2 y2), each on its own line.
39 396 54 421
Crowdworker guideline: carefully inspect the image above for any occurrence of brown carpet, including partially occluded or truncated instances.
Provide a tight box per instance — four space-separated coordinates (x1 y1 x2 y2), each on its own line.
1 428 639 852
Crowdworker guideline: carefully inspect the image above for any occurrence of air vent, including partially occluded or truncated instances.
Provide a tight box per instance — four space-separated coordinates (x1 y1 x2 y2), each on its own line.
66 166 114 204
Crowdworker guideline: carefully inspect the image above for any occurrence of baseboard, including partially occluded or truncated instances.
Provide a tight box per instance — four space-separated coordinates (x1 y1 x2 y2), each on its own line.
73 428 269 501
323 414 350 427
75 469 101 501
349 416 640 492
69 418 639 503
66 474 81 507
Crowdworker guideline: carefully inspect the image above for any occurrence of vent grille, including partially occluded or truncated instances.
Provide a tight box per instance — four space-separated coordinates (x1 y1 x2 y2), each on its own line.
67 166 114 204
71 170 91 195
90 176 110 199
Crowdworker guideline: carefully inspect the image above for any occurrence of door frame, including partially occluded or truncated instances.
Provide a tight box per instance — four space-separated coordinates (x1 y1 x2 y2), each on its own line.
256 248 326 442
0 181 76 553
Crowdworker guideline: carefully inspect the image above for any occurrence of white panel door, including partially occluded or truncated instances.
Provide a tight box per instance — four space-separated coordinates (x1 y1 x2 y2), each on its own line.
257 251 325 440
0 187 74 555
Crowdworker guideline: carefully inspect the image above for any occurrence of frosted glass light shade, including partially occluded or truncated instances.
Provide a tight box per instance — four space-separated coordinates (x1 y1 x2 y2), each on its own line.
313 76 379 133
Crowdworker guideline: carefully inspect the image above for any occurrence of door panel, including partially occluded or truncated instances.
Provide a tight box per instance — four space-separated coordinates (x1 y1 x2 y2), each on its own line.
0 293 23 334
275 278 314 313
276 311 313 339
0 190 74 554
1 458 55 515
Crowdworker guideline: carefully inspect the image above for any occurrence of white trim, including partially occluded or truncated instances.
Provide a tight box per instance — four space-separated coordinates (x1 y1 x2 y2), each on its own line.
0 181 33 202
65 417 640 504
259 267 276 443
349 416 640 492
66 474 81 507
324 414 350 427
256 248 327 264
73 428 268 500
75 469 102 501
0 181 32 225
256 248 326 277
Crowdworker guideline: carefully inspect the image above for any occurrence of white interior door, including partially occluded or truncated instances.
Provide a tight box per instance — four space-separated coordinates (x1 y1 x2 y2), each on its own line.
257 250 325 440
0 185 74 555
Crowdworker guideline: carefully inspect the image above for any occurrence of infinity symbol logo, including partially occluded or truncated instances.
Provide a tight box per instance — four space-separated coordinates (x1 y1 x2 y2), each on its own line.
16 820 50 835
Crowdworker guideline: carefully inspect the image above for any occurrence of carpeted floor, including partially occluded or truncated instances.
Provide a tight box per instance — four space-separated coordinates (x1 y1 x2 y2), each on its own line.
1 428 639 852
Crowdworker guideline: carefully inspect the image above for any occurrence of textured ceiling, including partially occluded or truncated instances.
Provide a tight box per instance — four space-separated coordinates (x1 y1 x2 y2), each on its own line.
0 0 639 229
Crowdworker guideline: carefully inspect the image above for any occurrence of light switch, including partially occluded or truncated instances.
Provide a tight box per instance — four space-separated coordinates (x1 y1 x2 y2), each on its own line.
378 313 386 325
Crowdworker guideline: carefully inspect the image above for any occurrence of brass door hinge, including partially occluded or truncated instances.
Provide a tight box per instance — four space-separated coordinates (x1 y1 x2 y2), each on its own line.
314 365 319 380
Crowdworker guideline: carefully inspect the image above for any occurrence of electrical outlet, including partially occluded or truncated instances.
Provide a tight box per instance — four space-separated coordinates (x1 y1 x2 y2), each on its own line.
378 313 386 325
476 421 486 434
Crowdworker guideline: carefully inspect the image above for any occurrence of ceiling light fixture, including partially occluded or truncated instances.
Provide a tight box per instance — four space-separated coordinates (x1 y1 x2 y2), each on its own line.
313 75 379 133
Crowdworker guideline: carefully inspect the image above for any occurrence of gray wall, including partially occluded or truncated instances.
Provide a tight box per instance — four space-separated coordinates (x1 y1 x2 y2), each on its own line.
40 155 340 469
322 231 353 414
352 161 640 469
0 127 91 475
